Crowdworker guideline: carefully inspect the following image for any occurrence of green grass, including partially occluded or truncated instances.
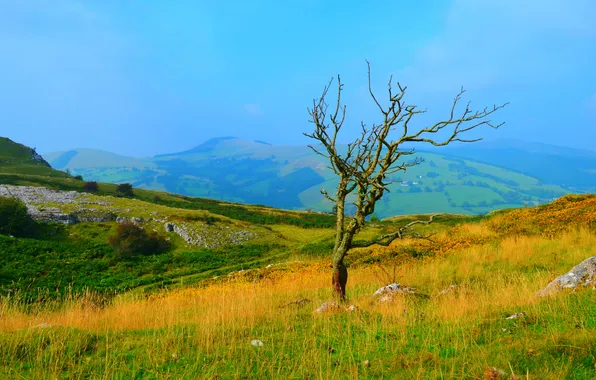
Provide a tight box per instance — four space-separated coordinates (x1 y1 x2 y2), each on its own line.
0 225 286 301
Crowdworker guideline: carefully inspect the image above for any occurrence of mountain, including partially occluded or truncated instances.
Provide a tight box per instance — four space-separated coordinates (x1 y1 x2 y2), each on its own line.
41 137 579 218
433 139 596 191
44 148 154 170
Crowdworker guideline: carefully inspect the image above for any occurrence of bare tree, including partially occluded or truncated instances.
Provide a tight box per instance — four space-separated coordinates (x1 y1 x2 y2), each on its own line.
304 61 508 300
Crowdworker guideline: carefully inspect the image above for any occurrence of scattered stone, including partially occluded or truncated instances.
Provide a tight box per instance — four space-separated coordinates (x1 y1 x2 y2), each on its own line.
506 312 526 320
251 339 264 347
438 285 458 296
131 217 143 225
374 283 417 296
363 360 371 368
0 185 257 249
537 256 596 296
314 302 341 313
345 305 357 312
163 221 256 248
374 283 417 303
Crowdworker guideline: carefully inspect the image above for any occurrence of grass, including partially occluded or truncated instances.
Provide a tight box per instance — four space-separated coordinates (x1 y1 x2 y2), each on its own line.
1 196 595 378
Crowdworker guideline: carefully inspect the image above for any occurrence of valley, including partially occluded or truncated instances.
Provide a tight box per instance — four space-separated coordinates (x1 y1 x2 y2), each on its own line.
43 137 593 218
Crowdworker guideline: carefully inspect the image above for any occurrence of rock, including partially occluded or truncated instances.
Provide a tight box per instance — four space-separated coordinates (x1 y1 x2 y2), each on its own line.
314 302 341 313
30 323 58 329
374 283 417 303
506 312 526 320
374 283 417 296
537 256 596 296
251 339 264 347
363 360 371 368
164 222 175 232
438 285 458 296
131 217 143 225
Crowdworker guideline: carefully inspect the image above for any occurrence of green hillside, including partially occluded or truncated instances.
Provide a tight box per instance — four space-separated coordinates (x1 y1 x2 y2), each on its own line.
0 137 69 178
43 137 571 217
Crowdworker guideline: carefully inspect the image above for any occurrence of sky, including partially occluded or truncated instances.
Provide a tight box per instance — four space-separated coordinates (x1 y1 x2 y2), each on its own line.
0 0 595 157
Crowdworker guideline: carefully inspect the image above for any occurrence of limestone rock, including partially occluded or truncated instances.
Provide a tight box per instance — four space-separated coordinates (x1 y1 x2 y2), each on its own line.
314 302 341 313
538 256 596 296
374 283 417 303
505 312 526 320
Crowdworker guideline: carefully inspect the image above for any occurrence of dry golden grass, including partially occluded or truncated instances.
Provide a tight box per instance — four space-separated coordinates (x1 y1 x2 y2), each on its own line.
2 225 593 333
1 221 595 378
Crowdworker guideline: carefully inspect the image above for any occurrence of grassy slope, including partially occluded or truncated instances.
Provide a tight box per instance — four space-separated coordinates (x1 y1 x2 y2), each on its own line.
0 137 69 178
0 196 595 378
0 183 339 300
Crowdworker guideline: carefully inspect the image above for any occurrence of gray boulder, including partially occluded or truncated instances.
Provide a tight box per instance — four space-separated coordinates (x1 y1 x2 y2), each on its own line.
538 256 596 296
374 283 417 303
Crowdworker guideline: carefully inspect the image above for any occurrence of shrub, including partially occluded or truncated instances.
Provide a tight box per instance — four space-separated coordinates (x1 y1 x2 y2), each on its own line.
116 183 134 198
370 215 380 223
108 222 170 259
83 181 99 192
74 175 84 181
0 196 34 237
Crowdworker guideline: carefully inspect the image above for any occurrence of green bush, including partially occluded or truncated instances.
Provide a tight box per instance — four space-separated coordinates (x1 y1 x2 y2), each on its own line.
116 183 134 198
82 181 99 192
0 196 33 237
108 222 170 259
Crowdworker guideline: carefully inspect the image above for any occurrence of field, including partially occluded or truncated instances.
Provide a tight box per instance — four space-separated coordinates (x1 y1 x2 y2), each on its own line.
1 195 595 379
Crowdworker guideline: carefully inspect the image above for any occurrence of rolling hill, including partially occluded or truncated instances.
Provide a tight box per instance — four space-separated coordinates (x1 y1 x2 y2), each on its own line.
43 137 576 218
436 139 596 191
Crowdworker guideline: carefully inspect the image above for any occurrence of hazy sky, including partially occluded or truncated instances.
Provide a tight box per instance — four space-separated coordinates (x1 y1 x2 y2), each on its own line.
0 0 595 156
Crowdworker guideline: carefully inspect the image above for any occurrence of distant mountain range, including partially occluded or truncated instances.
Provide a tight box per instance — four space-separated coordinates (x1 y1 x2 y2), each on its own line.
39 137 596 218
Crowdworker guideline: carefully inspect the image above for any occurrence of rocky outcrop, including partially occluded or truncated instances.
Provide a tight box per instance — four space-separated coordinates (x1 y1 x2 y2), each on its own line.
0 185 258 248
30 149 50 166
0 185 114 225
538 256 596 296
163 221 256 249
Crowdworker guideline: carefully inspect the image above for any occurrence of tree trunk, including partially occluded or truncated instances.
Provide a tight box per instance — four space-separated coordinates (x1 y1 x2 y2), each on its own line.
332 261 348 300
331 231 354 301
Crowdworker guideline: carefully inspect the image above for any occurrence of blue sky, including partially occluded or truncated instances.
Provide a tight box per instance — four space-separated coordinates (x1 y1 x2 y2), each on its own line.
0 0 595 156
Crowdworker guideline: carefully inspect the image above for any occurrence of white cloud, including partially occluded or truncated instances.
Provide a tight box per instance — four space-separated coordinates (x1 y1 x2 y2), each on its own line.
244 104 264 116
